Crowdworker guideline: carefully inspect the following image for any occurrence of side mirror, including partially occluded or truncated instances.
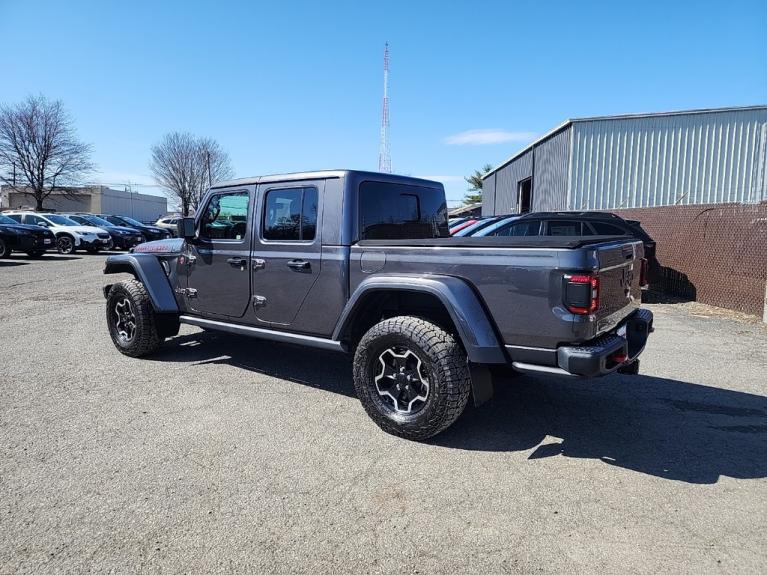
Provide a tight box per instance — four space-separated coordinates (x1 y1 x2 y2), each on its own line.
37 221 48 227
178 217 196 240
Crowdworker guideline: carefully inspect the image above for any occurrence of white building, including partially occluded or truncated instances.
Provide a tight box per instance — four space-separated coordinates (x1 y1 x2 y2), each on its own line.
0 186 168 221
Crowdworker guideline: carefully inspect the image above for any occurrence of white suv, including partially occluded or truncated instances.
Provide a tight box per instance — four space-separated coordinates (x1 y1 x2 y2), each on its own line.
5 212 112 254
154 216 180 237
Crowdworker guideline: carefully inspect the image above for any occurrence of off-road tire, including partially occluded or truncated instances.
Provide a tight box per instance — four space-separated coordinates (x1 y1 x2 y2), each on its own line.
106 279 163 357
0 238 9 258
353 316 471 441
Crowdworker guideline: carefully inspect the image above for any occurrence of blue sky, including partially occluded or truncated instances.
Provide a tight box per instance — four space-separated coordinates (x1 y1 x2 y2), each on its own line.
1 0 765 207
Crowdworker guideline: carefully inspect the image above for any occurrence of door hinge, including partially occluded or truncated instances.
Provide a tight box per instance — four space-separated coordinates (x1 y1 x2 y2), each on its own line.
175 287 198 298
252 295 266 309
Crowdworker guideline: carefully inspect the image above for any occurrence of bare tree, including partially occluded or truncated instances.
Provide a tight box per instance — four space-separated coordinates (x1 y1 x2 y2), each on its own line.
149 132 234 216
0 95 94 210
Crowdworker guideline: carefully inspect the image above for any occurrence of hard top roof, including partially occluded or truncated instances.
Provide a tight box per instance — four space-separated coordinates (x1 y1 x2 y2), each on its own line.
210 170 441 189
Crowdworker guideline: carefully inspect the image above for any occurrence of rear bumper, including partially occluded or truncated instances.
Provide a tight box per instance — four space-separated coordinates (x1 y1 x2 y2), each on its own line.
512 308 654 378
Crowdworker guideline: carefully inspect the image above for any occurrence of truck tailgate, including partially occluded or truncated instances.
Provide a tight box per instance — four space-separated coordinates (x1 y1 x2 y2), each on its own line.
593 240 644 334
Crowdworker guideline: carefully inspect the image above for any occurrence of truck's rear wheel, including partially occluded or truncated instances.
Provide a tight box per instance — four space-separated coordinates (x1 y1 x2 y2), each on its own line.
106 280 163 357
353 316 471 441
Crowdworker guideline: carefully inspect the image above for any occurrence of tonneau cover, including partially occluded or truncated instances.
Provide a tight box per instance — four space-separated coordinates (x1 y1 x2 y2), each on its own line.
356 235 628 249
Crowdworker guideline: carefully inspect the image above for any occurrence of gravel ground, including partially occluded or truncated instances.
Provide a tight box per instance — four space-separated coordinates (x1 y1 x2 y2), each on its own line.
1 253 766 574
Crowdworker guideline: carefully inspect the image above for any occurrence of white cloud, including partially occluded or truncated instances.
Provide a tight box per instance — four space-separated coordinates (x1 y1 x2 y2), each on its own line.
443 129 537 146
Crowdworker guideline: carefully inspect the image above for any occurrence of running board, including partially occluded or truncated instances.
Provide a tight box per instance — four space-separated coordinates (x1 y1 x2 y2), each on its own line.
179 315 346 353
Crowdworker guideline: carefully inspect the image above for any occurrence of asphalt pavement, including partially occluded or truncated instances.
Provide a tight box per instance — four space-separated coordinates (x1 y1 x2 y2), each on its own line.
1 253 766 574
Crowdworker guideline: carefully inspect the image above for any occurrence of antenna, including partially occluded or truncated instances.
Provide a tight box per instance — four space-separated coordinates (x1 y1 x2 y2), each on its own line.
378 42 392 173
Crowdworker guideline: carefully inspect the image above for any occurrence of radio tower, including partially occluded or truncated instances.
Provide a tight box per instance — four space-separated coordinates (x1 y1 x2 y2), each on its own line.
378 42 392 173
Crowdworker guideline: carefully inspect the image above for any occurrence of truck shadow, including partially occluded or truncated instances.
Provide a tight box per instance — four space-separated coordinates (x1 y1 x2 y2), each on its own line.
157 331 767 484
435 373 767 484
154 330 355 397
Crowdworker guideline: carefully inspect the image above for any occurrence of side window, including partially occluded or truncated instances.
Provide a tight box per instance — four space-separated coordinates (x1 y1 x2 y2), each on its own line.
263 187 318 241
7 214 21 223
24 214 44 225
590 222 626 236
199 191 249 241
546 220 583 236
496 220 540 237
359 182 449 240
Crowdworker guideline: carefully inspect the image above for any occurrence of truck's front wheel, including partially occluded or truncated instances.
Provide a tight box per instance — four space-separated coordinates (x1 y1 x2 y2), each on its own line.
106 280 163 357
353 316 471 441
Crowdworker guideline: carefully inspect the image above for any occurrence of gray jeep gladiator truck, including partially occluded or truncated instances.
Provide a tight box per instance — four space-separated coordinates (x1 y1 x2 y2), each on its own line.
103 170 653 440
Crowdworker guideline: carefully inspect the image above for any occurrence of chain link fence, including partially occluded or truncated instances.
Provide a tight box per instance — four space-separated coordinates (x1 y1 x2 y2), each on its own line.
614 203 767 318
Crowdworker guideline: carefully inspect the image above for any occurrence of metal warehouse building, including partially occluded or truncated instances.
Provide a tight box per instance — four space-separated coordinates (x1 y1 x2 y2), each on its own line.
482 105 767 215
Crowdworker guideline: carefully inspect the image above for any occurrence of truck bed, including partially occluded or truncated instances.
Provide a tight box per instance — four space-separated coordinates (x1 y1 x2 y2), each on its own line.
350 236 645 353
357 235 627 249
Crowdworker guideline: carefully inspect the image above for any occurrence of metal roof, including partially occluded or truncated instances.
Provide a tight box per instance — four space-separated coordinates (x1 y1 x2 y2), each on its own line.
211 170 441 189
483 105 767 179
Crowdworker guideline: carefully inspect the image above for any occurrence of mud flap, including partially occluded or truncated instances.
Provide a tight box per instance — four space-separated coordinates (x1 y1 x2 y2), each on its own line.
468 362 493 407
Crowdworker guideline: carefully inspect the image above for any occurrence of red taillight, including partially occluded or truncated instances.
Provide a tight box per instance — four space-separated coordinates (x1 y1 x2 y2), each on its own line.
639 258 649 289
564 274 600 315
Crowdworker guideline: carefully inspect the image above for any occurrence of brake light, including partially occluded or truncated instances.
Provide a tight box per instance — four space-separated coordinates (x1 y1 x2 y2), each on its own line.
564 274 600 315
639 258 649 289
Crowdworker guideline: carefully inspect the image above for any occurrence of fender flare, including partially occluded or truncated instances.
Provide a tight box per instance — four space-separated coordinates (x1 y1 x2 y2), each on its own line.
103 253 179 313
333 275 506 364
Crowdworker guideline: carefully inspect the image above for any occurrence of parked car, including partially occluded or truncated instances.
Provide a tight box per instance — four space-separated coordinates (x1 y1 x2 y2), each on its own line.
448 218 478 235
63 213 144 251
154 216 180 237
101 170 653 441
448 217 469 229
0 213 56 258
4 211 112 254
472 211 656 261
97 215 171 242
451 216 502 237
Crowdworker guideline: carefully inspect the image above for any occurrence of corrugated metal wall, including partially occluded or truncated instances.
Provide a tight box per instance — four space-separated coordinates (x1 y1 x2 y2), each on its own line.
481 172 496 216
568 109 767 209
531 128 571 211
493 150 532 214
101 188 168 221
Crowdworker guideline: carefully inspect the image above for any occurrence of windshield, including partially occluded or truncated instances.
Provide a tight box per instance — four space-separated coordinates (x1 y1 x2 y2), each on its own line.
79 214 112 227
46 215 80 226
118 216 145 227
0 214 18 225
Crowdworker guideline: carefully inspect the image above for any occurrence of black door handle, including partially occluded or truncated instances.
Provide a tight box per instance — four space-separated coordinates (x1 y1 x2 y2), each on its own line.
227 257 247 269
286 259 310 270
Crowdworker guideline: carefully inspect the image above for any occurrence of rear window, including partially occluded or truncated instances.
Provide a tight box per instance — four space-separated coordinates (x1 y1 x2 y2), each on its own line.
547 220 589 236
495 220 541 237
590 221 627 236
359 182 449 240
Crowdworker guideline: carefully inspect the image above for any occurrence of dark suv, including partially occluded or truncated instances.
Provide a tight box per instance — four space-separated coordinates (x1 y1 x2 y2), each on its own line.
64 213 145 250
97 215 171 242
472 211 656 261
0 213 56 257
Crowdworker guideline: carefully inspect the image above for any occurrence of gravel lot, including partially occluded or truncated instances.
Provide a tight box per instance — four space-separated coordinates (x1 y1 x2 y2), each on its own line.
1 253 766 574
